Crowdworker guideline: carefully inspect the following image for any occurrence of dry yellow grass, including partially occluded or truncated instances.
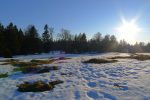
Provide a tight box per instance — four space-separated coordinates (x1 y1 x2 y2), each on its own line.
108 54 150 61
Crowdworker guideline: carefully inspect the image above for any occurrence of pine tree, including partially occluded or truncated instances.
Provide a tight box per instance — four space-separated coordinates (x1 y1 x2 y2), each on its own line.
42 24 51 53
23 25 41 54
0 23 4 56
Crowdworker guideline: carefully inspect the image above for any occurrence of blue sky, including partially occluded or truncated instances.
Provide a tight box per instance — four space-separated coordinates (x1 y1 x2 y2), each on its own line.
0 0 150 43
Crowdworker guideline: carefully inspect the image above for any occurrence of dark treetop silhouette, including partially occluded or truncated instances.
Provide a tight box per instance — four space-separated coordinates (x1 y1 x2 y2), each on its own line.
0 22 150 58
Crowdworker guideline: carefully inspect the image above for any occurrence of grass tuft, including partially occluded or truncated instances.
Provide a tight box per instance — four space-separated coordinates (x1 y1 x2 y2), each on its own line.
0 59 19 65
17 80 63 92
58 57 71 60
83 58 117 64
109 54 150 61
11 61 38 67
0 59 54 66
36 66 59 73
30 59 54 64
0 73 8 78
13 66 59 74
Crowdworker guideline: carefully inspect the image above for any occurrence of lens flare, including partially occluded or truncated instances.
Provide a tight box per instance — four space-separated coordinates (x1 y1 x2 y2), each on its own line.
116 17 141 44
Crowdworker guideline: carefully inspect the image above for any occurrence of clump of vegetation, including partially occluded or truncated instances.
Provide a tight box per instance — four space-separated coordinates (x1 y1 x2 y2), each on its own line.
11 59 58 74
11 61 38 67
0 59 19 62
132 54 150 61
61 72 73 76
83 58 117 64
13 67 24 72
30 59 54 64
13 66 40 73
13 66 59 74
114 83 124 88
49 80 63 85
108 56 129 59
109 54 150 61
0 73 8 78
0 59 54 66
0 60 37 67
58 57 71 60
17 80 63 92
37 66 59 73
0 59 19 65
21 66 39 73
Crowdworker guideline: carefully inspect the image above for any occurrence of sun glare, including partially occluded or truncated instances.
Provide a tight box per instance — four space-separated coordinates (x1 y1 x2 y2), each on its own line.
116 17 141 44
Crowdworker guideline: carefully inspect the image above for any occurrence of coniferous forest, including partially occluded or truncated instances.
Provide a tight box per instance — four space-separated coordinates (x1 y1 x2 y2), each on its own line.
0 22 150 58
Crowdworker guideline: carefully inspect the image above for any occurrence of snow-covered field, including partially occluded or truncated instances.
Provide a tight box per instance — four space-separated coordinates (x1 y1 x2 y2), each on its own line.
0 53 150 100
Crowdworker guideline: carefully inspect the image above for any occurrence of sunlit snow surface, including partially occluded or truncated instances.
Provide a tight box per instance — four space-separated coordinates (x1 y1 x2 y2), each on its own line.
0 53 150 100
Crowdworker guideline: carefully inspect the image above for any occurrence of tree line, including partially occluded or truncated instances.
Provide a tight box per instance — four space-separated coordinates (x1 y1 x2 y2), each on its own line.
0 22 150 58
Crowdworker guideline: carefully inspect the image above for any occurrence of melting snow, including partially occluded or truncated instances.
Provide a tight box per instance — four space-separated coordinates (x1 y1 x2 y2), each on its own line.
0 53 150 100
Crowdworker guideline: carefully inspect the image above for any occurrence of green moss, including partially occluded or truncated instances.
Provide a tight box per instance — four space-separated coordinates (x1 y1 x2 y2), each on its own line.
13 66 37 73
13 67 24 72
0 73 8 78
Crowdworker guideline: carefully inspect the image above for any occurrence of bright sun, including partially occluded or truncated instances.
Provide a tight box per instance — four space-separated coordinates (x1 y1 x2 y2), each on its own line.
116 17 141 44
